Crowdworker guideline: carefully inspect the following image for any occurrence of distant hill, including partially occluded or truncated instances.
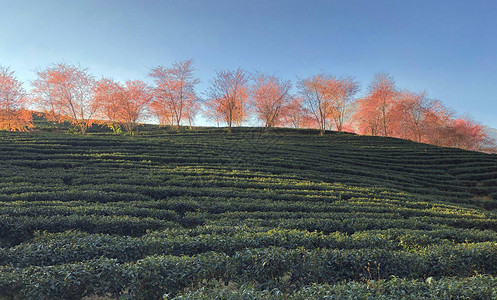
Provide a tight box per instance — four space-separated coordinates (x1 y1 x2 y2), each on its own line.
485 126 497 141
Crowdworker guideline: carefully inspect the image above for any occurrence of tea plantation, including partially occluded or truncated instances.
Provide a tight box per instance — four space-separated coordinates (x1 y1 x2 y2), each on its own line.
1 127 497 299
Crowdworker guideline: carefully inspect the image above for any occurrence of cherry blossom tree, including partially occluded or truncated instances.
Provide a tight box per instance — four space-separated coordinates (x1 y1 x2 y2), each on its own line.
354 73 397 137
298 74 359 134
93 77 125 133
206 68 250 127
389 90 431 142
328 77 359 132
32 63 96 134
251 73 292 128
149 59 200 127
280 97 317 129
297 74 334 134
0 66 32 131
119 80 153 136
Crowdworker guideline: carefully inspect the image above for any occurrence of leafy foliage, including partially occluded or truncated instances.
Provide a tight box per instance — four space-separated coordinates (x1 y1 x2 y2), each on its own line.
0 128 496 298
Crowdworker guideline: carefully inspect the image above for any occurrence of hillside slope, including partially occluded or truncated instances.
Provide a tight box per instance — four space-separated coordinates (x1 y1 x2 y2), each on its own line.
1 127 497 298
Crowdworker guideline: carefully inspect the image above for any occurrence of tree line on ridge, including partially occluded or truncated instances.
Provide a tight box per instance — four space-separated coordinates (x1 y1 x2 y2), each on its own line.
0 60 494 152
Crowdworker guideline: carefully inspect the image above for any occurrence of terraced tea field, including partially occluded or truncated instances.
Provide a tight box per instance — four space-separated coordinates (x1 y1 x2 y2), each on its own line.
1 127 497 299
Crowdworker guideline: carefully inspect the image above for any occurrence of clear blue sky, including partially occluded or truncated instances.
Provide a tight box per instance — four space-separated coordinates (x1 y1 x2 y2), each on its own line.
1 0 496 127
